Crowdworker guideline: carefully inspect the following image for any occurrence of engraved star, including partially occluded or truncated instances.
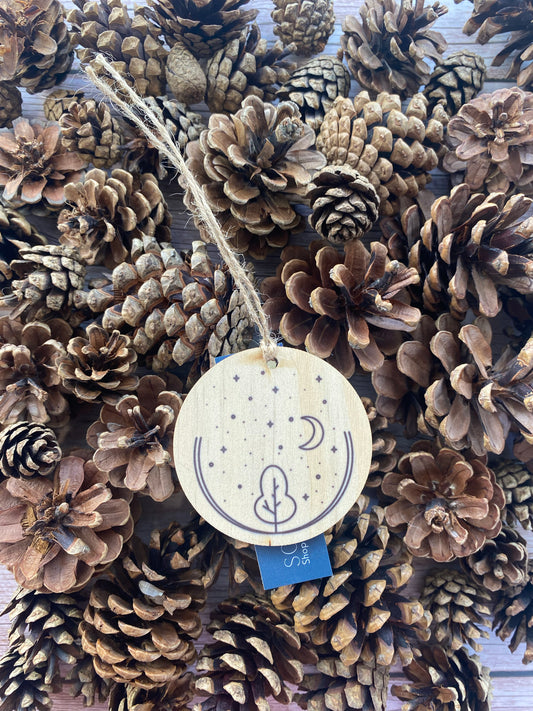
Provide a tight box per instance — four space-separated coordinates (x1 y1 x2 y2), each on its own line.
331 446 338 453
272 386 279 394
303 494 309 501
316 375 322 382
267 421 274 428
233 375 240 382
221 446 227 453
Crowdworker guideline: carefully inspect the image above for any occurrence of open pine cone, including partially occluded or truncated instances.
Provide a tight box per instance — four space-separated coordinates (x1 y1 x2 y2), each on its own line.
0 206 47 290
423 50 487 117
108 674 194 711
461 524 528 593
493 567 533 664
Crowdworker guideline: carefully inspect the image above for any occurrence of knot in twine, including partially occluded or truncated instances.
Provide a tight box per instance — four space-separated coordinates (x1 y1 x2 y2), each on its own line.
85 56 279 365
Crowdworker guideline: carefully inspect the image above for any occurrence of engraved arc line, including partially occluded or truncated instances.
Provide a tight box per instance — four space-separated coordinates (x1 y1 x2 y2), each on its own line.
299 415 325 451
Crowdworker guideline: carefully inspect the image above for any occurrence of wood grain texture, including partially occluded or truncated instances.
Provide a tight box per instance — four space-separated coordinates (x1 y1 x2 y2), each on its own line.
2 0 533 708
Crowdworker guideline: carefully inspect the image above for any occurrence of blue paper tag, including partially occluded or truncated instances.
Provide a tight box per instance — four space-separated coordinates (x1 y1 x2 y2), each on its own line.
255 534 332 590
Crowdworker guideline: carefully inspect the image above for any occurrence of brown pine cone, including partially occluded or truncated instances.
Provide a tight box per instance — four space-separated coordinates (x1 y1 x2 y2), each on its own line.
339 0 448 99
185 96 325 259
87 375 182 502
461 524 528 593
307 165 380 244
0 82 22 128
317 92 446 215
0 119 86 211
272 0 335 56
43 89 85 122
0 422 61 479
421 569 491 652
144 0 258 58
58 324 139 404
58 168 171 269
277 56 351 131
0 206 47 290
108 674 193 711
423 50 486 117
0 455 133 592
0 317 70 429
206 23 295 114
362 396 399 496
261 240 420 377
68 655 110 707
462 0 533 90
80 532 205 688
271 504 430 667
443 87 533 195
194 593 318 710
392 644 492 711
59 98 124 169
0 647 54 710
0 0 73 94
68 0 168 98
493 567 533 663
383 442 505 562
494 459 533 530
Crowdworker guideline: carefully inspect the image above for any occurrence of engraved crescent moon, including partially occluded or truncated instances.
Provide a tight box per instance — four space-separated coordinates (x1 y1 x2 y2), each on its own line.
299 415 325 451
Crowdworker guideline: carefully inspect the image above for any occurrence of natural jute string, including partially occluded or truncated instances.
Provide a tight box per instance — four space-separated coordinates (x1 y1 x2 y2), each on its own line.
85 56 279 365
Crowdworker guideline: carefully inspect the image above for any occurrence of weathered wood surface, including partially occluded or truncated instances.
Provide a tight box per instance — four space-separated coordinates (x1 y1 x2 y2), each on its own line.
2 0 533 708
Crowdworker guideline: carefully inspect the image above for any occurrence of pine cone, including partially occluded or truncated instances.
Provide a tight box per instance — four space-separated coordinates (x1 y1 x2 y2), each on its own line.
423 50 486 117
108 674 193 711
494 459 533 530
339 0 448 99
194 593 318 710
0 647 53 710
0 455 133 592
392 644 492 710
383 441 505 561
0 119 86 211
272 0 335 56
0 422 61 479
59 98 124 169
58 168 171 269
0 0 73 93
86 374 182 501
277 56 351 131
58 324 139 404
0 206 47 290
43 89 85 122
80 532 205 688
271 504 430 667
362 396 399 496
8 244 86 325
462 524 528 593
493 567 533 663
0 82 22 128
443 87 533 195
206 23 295 114
184 96 326 259
307 165 380 244
261 240 420 377
420 569 491 652
0 317 70 429
317 92 446 215
68 0 168 98
462 0 533 89
68 655 110 707
78 237 253 379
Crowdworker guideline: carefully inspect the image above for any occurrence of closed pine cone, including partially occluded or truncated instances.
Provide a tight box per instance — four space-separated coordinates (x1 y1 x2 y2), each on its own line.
0 455 133 592
307 165 380 244
362 396 399 496
443 87 533 196
339 0 448 99
0 0 73 94
108 673 193 711
392 644 492 711
494 459 533 530
184 96 326 259
0 82 22 128
87 374 182 502
317 92 446 216
461 524 528 593
271 505 430 668
0 317 70 429
194 593 318 710
493 568 533 663
0 647 55 710
0 206 47 290
277 56 351 131
68 0 168 98
261 240 420 377
423 50 487 117
272 0 335 56
0 422 61 479
58 168 171 269
383 441 505 562
59 98 124 169
80 532 205 688
43 89 85 122
420 569 491 652
58 324 139 404
206 23 294 114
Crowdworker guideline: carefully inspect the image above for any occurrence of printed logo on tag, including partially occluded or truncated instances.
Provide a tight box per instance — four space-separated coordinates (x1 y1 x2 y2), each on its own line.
255 534 332 590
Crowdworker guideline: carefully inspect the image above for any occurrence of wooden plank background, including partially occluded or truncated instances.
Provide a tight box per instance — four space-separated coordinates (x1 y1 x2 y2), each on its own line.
2 0 533 708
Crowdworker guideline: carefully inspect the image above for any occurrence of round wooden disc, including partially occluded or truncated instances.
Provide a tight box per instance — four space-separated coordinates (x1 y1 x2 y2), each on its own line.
174 347 372 546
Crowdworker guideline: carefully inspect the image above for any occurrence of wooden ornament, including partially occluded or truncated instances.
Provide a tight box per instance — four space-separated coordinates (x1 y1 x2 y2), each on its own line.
174 347 372 546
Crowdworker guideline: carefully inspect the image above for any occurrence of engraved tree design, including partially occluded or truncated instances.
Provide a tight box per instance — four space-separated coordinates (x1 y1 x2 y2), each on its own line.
254 465 297 532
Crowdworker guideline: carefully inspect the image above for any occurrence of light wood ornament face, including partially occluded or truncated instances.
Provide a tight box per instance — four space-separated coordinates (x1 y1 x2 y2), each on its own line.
174 347 372 546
